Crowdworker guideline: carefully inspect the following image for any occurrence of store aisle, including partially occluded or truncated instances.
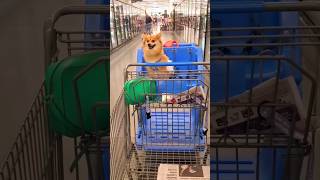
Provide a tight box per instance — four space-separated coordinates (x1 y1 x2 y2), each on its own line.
110 31 178 110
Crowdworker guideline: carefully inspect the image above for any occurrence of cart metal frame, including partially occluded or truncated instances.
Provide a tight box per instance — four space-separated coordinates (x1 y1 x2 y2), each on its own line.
110 62 210 180
0 5 109 180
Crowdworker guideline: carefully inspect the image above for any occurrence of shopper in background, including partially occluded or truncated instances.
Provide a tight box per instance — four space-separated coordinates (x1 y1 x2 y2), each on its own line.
158 15 161 26
145 13 153 34
167 16 172 31
163 13 169 31
153 15 157 25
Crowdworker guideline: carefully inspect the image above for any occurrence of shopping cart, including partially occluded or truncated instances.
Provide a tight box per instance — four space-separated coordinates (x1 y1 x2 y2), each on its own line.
0 5 109 180
133 63 209 150
211 1 318 180
135 43 208 149
111 61 210 179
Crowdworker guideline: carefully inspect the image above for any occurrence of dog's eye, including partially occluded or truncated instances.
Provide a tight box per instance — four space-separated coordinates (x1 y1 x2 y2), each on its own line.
147 40 149 43
151 40 155 43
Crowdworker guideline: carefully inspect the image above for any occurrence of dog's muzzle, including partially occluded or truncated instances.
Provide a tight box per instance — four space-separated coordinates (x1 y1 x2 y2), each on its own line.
148 44 156 49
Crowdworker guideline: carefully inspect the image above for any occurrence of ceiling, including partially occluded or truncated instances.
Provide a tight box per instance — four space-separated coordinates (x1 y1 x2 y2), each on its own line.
132 0 179 13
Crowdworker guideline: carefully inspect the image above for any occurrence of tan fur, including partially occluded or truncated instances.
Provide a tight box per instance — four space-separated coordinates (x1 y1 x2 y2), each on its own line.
142 32 173 78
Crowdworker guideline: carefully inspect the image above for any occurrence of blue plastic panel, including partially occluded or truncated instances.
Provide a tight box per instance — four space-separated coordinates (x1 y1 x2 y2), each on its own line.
136 108 206 151
211 0 301 102
85 0 108 47
85 0 108 30
210 148 287 180
156 79 201 94
103 146 109 180
137 44 205 94
137 43 203 71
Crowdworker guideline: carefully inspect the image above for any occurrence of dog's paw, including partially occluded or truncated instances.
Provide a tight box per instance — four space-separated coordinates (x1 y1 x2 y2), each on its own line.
167 68 175 77
148 73 159 79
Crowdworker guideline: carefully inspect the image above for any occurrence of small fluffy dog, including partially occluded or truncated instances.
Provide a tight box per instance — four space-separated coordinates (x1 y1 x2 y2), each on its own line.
142 32 174 78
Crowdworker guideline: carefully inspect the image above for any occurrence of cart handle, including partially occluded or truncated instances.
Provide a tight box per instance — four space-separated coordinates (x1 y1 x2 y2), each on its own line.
44 5 108 70
126 62 210 71
126 62 210 68
212 1 320 13
50 6 108 28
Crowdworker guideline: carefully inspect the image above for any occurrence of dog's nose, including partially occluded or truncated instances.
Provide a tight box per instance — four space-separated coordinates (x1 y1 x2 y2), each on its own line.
148 43 152 46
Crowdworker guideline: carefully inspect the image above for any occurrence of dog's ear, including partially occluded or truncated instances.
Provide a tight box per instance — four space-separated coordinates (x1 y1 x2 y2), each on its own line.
155 32 161 40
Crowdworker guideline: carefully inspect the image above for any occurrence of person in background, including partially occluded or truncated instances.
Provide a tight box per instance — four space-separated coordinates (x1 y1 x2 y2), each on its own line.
168 16 172 31
153 15 158 32
158 15 161 26
163 12 169 31
145 13 153 34
153 15 157 25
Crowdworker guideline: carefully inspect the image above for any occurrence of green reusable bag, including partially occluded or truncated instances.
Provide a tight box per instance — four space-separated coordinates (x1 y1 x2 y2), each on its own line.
45 50 109 137
124 77 157 105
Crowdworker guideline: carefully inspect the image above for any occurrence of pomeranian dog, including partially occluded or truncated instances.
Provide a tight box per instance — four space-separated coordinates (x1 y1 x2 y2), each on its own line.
142 32 174 78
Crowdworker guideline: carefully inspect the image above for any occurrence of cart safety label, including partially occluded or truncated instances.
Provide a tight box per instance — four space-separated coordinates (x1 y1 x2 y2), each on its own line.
157 164 210 180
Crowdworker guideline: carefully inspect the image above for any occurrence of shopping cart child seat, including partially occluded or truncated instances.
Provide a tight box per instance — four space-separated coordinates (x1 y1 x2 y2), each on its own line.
137 43 203 72
133 45 208 152
136 44 205 94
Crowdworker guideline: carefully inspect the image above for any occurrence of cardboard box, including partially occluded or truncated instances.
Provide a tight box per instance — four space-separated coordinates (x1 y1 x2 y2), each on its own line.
162 86 206 105
157 164 210 180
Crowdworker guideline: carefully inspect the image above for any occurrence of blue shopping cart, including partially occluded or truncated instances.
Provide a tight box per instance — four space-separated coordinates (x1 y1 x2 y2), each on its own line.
129 44 209 152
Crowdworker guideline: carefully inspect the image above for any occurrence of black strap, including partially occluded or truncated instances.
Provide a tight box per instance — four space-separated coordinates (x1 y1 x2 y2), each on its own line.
69 139 88 172
257 100 272 121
